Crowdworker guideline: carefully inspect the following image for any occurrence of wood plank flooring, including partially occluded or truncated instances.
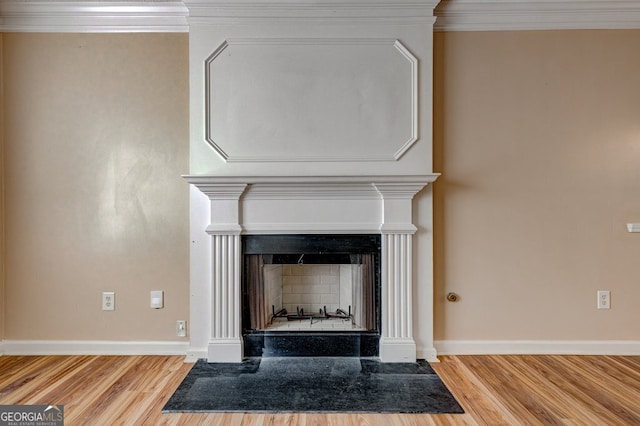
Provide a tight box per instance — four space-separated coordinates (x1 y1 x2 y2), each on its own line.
0 354 639 425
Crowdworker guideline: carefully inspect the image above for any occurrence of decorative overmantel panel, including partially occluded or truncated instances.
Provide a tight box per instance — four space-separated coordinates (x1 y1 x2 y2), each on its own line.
205 38 418 162
186 0 440 177
185 0 441 363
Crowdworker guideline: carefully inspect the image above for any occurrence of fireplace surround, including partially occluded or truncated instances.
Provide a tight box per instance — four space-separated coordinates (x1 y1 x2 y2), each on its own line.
185 175 438 362
184 0 441 363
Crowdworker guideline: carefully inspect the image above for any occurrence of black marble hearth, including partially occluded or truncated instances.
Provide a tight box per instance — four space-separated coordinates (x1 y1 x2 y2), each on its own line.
162 357 465 414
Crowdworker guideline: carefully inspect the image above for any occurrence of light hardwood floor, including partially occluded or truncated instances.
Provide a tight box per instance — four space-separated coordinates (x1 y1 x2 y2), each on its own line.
0 354 639 425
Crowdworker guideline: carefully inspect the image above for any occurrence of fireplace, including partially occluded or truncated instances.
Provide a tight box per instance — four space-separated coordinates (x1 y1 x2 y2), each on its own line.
185 175 437 362
184 0 441 363
242 234 381 357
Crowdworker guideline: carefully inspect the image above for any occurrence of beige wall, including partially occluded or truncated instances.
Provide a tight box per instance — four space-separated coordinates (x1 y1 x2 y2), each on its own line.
433 30 640 341
0 34 5 340
2 28 639 346
2 33 189 340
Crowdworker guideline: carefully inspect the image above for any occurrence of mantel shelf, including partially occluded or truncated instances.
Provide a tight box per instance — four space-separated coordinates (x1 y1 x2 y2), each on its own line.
184 174 440 186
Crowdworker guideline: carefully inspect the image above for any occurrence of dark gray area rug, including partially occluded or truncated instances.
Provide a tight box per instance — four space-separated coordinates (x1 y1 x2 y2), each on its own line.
163 357 464 414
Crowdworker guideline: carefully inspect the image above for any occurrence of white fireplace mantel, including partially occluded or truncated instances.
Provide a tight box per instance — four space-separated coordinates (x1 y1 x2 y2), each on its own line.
185 174 438 363
186 174 438 236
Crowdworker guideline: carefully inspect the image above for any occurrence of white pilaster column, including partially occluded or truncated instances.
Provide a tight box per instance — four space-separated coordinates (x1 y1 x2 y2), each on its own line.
207 232 242 362
380 232 416 362
188 180 247 362
374 180 434 362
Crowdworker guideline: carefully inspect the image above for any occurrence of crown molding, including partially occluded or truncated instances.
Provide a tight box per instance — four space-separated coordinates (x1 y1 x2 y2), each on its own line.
435 0 640 31
3 0 640 33
0 0 439 33
0 1 189 32
186 0 441 19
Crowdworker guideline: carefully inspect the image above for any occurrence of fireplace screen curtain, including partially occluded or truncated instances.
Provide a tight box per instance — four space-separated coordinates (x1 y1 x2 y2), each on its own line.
351 254 376 331
246 254 270 330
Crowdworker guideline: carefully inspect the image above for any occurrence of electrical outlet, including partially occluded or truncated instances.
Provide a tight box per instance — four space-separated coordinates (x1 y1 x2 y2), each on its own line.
597 290 610 309
176 320 187 337
102 292 115 311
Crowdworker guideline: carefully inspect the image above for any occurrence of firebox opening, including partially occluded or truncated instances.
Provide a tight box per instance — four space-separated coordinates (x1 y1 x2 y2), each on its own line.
242 234 381 357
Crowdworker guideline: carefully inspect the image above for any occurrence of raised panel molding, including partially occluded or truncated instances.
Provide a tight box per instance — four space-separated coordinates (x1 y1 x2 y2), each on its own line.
204 38 418 163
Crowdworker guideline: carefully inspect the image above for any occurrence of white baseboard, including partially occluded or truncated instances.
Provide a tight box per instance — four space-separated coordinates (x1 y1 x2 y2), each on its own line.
434 340 640 356
185 348 207 363
0 340 189 356
416 346 439 362
4 339 637 359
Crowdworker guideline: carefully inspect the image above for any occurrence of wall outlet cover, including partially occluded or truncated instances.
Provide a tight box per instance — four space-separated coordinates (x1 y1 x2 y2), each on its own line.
597 290 610 309
102 292 115 311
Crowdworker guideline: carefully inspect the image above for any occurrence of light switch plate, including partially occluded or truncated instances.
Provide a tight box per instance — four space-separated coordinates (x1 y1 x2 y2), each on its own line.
150 290 164 309
176 320 187 337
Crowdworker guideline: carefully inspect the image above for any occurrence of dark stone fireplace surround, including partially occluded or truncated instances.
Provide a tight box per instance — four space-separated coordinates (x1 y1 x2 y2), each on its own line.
242 234 382 357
